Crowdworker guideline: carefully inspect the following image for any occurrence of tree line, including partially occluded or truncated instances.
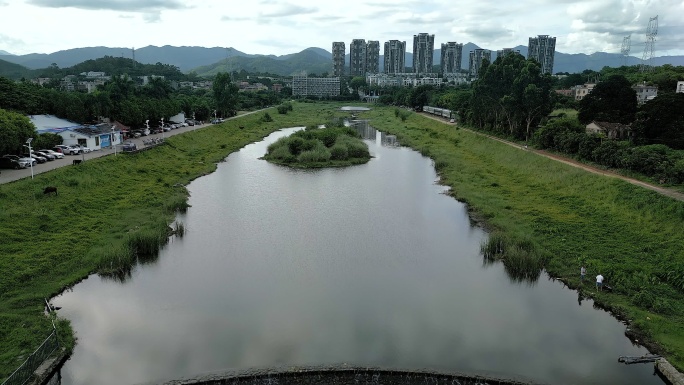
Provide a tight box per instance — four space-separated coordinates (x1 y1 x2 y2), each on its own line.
0 69 288 155
375 54 684 184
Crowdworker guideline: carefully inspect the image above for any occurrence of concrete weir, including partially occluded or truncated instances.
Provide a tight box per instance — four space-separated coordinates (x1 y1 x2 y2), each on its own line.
656 359 684 385
153 366 544 385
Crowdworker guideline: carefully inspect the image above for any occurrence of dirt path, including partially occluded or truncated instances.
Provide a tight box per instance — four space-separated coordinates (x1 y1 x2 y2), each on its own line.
420 113 684 203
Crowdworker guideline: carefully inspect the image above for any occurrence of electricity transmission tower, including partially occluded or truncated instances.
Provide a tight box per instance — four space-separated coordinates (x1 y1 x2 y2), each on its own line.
620 35 631 67
640 16 658 72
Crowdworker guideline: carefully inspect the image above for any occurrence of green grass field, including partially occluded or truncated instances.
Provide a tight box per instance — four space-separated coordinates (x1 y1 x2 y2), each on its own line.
1 102 683 380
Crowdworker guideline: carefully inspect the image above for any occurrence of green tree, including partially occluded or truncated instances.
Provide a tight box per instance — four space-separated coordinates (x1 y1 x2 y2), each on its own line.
350 76 367 94
0 108 36 155
469 53 552 138
212 72 239 118
578 75 637 125
631 93 684 149
409 85 433 110
143 77 174 99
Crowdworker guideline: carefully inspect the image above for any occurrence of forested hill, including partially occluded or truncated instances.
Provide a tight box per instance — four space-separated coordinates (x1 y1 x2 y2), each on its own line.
0 45 252 71
0 58 30 79
192 48 332 77
32 56 188 81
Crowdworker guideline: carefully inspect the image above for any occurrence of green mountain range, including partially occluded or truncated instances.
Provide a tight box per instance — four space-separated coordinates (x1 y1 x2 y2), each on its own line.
1 45 683 80
191 48 332 77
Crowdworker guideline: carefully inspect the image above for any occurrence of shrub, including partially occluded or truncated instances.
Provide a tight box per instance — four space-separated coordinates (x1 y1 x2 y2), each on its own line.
277 105 289 114
298 144 331 163
319 130 338 148
534 118 584 150
577 134 601 160
287 137 305 155
269 145 295 162
591 140 628 168
330 144 349 160
262 112 273 122
622 145 672 176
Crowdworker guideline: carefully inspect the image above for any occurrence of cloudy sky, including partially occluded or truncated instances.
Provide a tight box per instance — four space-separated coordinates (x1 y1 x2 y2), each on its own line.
0 0 682 57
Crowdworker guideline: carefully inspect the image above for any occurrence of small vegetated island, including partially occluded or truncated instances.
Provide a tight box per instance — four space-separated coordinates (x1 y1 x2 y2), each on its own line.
263 125 371 168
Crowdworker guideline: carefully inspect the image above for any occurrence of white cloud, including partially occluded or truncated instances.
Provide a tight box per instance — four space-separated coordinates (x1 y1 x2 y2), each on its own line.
26 0 187 12
0 0 681 56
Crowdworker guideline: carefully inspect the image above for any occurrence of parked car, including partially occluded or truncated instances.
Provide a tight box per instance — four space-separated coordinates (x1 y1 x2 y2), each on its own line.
0 157 22 169
185 120 195 126
24 153 47 163
3 154 35 167
34 151 56 161
122 141 137 152
40 149 65 159
55 145 79 155
67 145 83 154
75 145 92 153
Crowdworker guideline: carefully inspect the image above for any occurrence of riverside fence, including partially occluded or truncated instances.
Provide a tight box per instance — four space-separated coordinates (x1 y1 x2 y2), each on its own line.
1 329 59 385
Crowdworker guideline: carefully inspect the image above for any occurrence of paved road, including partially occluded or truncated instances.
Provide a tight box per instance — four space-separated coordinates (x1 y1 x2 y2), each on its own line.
420 113 684 203
0 109 266 185
0 123 207 184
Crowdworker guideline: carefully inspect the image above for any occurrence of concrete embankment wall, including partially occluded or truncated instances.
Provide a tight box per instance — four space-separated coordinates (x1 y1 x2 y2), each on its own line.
656 359 684 385
156 367 543 385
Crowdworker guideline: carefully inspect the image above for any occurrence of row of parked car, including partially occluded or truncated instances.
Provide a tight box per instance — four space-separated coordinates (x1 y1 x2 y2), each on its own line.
0 145 92 169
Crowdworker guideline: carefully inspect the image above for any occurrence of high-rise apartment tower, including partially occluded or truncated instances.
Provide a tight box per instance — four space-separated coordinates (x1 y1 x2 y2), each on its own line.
384 40 406 74
366 41 380 74
469 49 492 78
527 35 556 74
496 48 520 60
332 42 346 77
413 33 435 74
349 39 367 76
440 42 463 74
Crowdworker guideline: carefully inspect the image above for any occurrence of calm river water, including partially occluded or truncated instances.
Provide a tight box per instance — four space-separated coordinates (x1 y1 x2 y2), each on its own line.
53 126 662 385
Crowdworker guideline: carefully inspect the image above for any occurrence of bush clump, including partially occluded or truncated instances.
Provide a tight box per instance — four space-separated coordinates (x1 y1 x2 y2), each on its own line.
263 126 371 168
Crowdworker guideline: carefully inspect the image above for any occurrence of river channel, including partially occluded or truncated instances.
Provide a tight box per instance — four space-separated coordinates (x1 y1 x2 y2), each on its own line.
53 125 662 385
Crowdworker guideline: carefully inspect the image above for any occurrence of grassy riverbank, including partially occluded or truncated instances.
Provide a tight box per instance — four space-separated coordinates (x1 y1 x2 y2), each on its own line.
3 101 683 379
358 107 684 369
0 104 337 380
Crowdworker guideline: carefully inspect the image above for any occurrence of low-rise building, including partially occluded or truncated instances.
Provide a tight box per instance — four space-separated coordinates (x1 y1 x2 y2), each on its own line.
573 83 596 101
292 76 340 97
38 124 122 150
139 75 165 85
79 71 106 78
403 77 443 87
31 78 52 86
632 82 658 104
677 81 684 93
586 121 630 140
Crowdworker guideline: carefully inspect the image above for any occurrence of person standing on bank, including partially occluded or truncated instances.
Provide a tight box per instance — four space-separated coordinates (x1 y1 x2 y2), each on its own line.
596 273 604 291
580 266 587 282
